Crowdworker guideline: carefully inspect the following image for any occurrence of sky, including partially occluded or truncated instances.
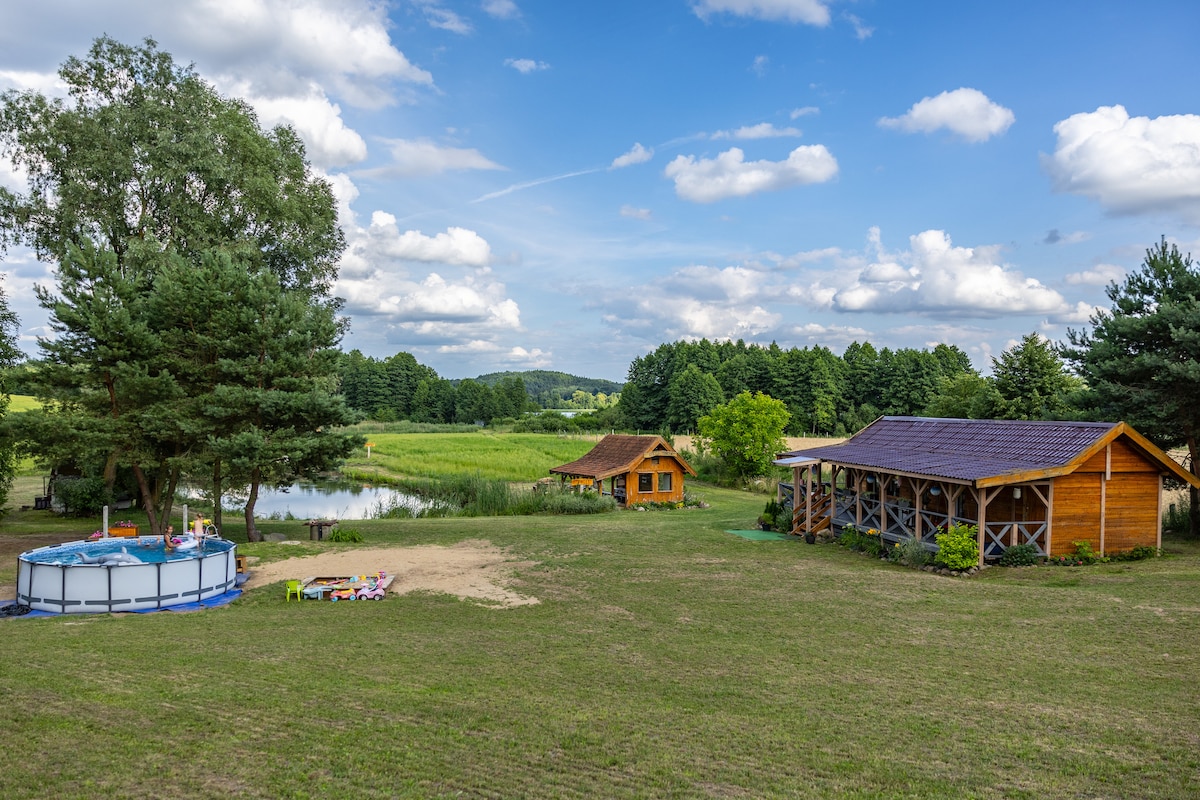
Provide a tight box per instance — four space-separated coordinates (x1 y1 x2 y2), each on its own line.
2 1 1200 382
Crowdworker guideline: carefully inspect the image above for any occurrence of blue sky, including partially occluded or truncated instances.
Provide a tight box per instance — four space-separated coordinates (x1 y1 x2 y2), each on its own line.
2 1 1200 381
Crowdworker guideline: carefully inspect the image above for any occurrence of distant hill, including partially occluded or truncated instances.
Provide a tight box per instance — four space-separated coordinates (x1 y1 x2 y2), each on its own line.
469 370 623 406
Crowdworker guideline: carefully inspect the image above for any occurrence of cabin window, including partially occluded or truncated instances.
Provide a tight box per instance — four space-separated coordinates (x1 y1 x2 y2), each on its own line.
638 473 653 493
658 472 672 492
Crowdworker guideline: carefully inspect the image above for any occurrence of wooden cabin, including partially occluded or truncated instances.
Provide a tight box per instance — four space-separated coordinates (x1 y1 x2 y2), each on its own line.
550 435 695 506
775 417 1199 565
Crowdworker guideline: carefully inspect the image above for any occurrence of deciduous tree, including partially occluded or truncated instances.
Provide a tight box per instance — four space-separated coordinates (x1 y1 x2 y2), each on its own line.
697 391 790 479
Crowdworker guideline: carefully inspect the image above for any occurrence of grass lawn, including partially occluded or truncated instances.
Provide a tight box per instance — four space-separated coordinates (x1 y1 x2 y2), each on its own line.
2 485 1200 798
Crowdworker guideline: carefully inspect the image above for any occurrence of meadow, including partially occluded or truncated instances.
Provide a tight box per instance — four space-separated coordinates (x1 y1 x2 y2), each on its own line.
338 430 603 485
3 476 1199 798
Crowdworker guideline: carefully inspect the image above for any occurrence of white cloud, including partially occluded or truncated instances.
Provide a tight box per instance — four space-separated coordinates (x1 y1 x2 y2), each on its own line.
224 82 367 169
611 143 654 169
179 0 432 109
0 69 66 94
664 145 838 202
691 0 832 26
711 123 803 140
592 263 782 342
365 214 493 267
365 138 505 178
417 2 472 34
791 106 820 119
844 13 874 40
437 343 551 368
504 58 550 74
0 154 27 192
1043 105 1200 224
1064 264 1125 286
878 88 1014 143
482 1 521 20
620 205 653 220
820 229 1080 321
752 55 769 76
790 322 872 345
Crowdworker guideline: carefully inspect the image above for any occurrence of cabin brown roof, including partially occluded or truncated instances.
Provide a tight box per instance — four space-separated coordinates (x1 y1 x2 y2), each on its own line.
780 416 1199 487
550 434 696 480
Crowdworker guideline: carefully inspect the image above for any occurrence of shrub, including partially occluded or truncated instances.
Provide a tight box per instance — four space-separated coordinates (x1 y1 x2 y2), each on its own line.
934 523 979 570
327 527 364 543
838 525 864 550
897 535 932 567
998 543 1040 567
1110 545 1159 562
861 529 884 557
54 476 111 516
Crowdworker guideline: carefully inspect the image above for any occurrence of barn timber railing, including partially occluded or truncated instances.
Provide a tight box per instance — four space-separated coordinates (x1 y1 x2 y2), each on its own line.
983 520 1048 556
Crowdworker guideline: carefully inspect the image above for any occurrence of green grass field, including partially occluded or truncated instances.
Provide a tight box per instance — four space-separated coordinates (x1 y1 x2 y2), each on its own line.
2 482 1199 799
341 431 602 483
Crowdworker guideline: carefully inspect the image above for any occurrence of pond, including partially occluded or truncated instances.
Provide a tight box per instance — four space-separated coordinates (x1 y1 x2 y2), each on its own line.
183 480 430 521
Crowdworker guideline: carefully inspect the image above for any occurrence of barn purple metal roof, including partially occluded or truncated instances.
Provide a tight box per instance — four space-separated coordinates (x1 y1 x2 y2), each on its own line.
780 417 1119 482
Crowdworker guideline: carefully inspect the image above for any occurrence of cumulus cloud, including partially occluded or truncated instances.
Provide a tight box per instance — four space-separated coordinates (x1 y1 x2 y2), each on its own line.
790 322 872 345
0 69 66 94
176 0 432 108
365 213 492 266
820 229 1080 321
1064 263 1125 286
591 262 783 342
691 0 832 26
711 123 803 140
879 88 1014 143
1043 105 1200 224
222 82 367 169
611 143 654 169
664 145 838 202
363 138 504 178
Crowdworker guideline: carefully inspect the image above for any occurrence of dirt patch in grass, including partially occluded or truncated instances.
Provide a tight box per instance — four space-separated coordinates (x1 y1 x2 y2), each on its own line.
239 539 540 608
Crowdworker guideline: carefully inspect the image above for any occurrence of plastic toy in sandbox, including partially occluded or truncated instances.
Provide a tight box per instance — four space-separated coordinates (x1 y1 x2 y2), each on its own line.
297 572 393 601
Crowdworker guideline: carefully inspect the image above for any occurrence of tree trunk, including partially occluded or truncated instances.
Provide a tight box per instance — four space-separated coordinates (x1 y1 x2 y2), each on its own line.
131 464 160 535
244 466 262 542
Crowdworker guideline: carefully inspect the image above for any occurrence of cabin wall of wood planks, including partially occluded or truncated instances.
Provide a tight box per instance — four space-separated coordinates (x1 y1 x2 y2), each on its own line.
624 455 688 506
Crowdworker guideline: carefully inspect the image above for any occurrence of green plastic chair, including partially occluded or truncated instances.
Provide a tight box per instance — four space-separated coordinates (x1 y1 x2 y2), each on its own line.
285 579 303 602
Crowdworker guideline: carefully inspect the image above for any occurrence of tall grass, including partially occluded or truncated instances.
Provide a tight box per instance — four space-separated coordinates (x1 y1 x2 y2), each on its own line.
367 473 615 518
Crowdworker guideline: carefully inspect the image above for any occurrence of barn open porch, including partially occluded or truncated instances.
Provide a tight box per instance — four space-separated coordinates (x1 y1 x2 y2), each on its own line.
779 461 1054 558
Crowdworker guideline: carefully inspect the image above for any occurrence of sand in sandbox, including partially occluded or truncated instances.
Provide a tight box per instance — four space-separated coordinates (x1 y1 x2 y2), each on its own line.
238 539 540 607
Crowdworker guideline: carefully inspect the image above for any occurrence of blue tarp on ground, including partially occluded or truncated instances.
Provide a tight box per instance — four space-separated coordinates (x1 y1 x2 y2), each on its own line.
2 589 242 619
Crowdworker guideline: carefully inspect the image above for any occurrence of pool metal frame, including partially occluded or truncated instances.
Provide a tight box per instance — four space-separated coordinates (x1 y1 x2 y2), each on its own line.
17 536 238 613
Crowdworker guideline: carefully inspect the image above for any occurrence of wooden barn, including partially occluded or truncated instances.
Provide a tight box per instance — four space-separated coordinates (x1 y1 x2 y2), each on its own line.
550 434 695 506
775 417 1198 565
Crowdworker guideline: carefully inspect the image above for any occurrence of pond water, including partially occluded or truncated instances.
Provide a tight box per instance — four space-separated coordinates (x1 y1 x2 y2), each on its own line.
184 481 429 521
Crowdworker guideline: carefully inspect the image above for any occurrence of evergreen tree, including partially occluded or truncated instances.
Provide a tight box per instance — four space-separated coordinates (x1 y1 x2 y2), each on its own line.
992 333 1078 420
1063 238 1200 534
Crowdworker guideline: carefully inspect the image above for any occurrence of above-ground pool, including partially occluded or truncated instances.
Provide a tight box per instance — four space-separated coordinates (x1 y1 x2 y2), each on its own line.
17 536 238 614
